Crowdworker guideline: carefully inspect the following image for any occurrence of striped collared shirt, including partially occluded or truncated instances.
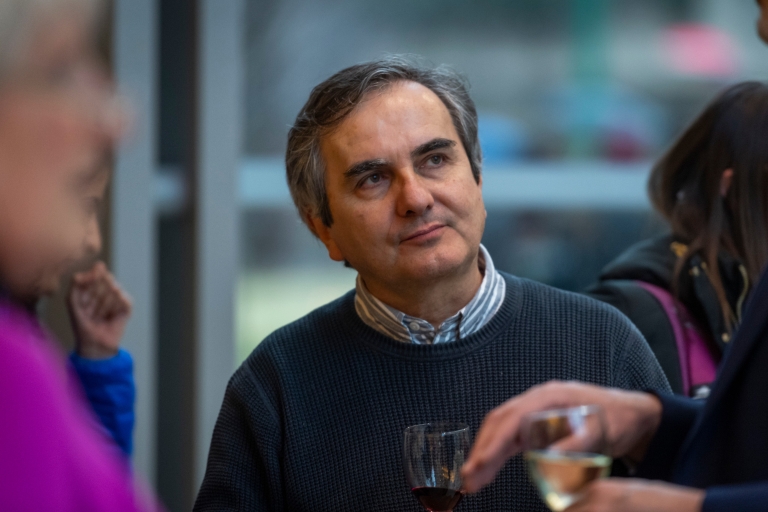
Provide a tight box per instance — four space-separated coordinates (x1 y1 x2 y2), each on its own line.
354 245 506 345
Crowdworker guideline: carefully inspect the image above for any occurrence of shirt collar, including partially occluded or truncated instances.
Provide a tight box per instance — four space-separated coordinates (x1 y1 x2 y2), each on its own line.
354 244 506 345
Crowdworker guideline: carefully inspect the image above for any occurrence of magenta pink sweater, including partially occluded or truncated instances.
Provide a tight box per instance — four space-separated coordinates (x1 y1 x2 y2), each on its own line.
0 299 159 511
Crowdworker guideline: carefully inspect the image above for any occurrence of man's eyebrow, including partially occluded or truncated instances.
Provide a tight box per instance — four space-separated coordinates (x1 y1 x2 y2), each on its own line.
342 139 456 178
411 138 456 158
343 159 388 179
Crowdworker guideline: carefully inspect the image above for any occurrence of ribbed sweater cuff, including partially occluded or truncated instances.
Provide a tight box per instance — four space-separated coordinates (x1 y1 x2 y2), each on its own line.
68 349 135 456
69 348 134 381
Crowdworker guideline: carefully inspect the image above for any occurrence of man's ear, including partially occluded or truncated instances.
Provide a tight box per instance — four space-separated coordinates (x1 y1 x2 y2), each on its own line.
477 174 487 220
307 214 345 262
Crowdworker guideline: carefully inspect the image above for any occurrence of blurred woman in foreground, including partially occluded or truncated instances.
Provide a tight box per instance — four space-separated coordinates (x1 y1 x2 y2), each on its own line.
0 0 157 509
587 82 768 398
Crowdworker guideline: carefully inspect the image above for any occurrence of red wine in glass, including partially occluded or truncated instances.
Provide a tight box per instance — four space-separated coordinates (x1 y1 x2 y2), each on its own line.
411 486 464 511
404 422 470 512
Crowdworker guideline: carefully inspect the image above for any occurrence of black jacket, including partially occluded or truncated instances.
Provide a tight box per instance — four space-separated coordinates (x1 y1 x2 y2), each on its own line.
638 266 768 511
585 234 749 395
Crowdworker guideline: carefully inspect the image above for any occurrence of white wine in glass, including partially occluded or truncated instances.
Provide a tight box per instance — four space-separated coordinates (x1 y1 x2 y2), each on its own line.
521 406 612 511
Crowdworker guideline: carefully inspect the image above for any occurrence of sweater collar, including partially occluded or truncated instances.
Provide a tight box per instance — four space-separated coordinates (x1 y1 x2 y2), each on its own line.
346 271 522 362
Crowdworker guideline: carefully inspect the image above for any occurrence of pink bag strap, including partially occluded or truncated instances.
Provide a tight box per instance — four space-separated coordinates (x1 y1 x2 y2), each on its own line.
635 281 718 397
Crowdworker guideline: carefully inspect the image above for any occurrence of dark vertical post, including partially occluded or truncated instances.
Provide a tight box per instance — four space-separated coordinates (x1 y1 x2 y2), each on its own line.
156 0 198 509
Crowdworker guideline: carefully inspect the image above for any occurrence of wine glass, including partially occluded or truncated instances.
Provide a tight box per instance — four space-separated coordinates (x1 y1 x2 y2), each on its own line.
521 405 612 511
404 422 471 512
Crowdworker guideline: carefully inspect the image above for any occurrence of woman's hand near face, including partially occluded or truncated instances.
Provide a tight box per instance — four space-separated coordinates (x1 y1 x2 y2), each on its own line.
565 479 704 512
461 381 664 493
68 261 132 359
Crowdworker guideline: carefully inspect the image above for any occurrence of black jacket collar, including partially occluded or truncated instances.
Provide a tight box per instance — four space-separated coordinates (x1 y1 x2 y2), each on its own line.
598 234 749 352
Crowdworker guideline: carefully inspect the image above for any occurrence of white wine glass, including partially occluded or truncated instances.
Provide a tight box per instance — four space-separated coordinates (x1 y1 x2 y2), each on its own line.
521 405 611 511
404 422 470 512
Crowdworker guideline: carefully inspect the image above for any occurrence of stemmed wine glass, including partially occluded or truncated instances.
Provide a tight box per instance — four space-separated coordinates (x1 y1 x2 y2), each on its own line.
404 422 471 512
521 405 612 511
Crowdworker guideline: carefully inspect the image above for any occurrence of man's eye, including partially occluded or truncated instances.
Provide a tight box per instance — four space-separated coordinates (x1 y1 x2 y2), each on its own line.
428 155 444 166
357 171 388 190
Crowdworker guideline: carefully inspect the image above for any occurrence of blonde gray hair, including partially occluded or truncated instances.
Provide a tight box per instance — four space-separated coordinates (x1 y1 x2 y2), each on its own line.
0 0 100 79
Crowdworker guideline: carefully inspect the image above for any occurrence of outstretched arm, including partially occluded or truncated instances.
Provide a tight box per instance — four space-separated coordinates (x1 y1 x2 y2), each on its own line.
461 381 664 493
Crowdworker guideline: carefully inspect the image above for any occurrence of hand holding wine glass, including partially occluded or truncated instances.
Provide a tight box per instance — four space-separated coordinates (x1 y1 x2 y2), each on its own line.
521 405 611 511
461 381 664 494
404 422 470 512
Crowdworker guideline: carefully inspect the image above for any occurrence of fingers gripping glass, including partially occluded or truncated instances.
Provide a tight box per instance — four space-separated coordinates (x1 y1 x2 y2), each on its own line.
521 406 612 511
404 422 471 512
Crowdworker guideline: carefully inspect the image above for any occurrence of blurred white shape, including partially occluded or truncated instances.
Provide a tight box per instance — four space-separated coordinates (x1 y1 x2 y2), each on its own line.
155 165 188 215
481 162 651 210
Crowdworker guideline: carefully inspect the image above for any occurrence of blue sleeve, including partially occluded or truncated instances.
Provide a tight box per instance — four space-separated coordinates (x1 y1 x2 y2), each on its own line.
703 482 768 511
69 349 135 457
636 392 703 480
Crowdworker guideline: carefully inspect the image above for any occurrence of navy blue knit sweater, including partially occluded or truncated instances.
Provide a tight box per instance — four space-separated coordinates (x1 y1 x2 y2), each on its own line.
195 273 670 511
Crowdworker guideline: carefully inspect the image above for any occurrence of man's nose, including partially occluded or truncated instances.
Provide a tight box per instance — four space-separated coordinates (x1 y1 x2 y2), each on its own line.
395 171 434 217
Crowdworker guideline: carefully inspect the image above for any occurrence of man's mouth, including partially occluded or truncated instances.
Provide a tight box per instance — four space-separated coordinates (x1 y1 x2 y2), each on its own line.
401 223 446 243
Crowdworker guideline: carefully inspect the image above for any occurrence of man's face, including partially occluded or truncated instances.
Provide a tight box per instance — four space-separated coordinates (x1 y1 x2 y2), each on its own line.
758 0 768 44
312 81 486 293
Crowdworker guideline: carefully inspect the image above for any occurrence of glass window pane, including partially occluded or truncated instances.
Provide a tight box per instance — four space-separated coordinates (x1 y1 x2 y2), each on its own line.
239 0 767 361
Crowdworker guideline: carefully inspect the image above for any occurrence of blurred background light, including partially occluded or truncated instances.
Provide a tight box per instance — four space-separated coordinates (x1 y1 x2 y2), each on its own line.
663 24 740 77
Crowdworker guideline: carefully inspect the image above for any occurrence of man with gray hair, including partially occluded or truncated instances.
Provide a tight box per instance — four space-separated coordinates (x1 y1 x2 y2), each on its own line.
195 56 670 511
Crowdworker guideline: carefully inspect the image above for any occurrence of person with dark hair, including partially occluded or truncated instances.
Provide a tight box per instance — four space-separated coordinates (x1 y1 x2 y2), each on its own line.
758 0 768 42
586 81 768 398
462 262 768 511
458 6 768 510
194 56 670 512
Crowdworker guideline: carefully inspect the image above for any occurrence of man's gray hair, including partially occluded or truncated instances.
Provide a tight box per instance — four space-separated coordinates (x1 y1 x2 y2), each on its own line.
0 0 100 80
286 55 482 231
